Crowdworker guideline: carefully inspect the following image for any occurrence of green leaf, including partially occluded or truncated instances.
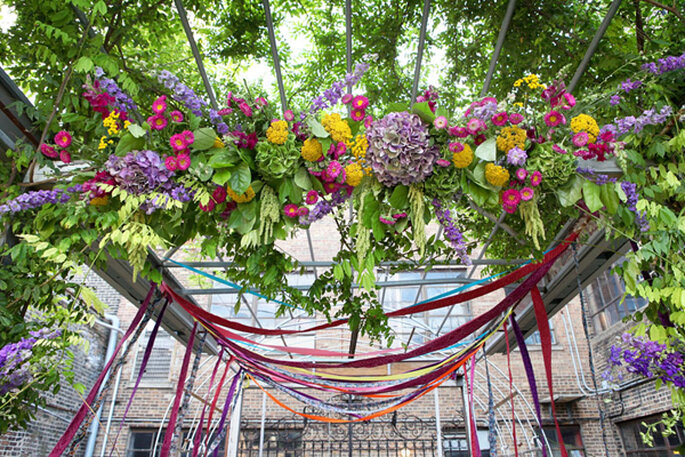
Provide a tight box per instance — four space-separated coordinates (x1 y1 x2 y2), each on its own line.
115 133 145 155
193 128 218 151
294 167 312 190
93 0 108 15
208 149 239 168
389 185 409 209
582 180 603 213
306 118 329 138
474 137 497 162
371 218 386 240
411 102 435 124
80 287 107 314
556 175 583 207
228 162 251 194
73 56 93 73
127 124 147 138
600 183 620 215
212 168 232 186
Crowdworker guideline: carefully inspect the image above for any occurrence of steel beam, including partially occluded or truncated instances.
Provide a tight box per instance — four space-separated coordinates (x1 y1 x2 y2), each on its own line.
262 0 288 113
481 0 517 96
411 0 431 104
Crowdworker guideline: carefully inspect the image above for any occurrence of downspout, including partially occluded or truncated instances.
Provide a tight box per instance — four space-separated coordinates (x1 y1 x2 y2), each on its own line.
85 313 121 457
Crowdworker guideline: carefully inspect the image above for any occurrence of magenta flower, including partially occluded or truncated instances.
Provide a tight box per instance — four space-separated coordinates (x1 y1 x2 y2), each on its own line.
326 161 343 180
170 134 186 152
509 113 524 125
59 150 71 164
170 110 184 123
218 108 233 116
448 142 464 153
364 115 373 128
283 204 299 218
572 131 589 148
502 189 522 206
379 216 396 225
239 102 253 117
323 182 341 194
181 130 194 146
305 190 319 205
552 144 567 154
352 95 369 110
530 171 542 187
503 203 517 214
254 97 268 108
515 168 528 181
148 114 168 131
342 94 353 104
520 187 534 201
491 112 508 126
176 153 191 171
200 199 216 212
54 131 72 148
466 118 485 134
297 206 309 217
151 96 167 114
212 186 227 204
562 93 576 110
226 92 233 105
40 144 58 159
351 109 365 122
544 110 565 127
436 159 451 167
284 110 295 122
434 116 448 129
393 212 407 219
474 134 486 145
165 156 178 171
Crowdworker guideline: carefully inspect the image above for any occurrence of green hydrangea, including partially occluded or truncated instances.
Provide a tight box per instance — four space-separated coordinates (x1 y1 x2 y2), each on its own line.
526 143 576 189
425 148 461 199
255 136 300 181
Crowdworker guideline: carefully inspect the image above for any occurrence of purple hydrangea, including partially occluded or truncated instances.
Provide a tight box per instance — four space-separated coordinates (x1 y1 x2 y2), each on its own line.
105 150 175 195
365 111 440 186
432 199 470 265
641 51 685 75
0 186 82 215
506 147 527 166
471 101 498 122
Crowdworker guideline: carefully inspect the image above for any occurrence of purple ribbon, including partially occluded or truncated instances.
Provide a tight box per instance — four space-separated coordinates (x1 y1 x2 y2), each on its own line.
210 369 242 457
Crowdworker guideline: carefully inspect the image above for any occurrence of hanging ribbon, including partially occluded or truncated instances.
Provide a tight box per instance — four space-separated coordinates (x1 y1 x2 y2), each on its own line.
49 284 156 457
204 356 233 454
161 321 198 457
108 298 170 457
192 347 224 457
468 358 482 457
510 314 547 457
209 369 242 457
504 321 518 457
532 286 568 457
484 350 498 457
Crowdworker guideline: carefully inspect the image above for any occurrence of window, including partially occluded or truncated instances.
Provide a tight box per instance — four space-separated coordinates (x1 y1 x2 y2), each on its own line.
443 429 491 456
620 414 685 456
525 320 557 346
127 429 225 457
132 328 173 383
239 427 303 456
382 269 471 344
585 262 647 332
541 426 585 457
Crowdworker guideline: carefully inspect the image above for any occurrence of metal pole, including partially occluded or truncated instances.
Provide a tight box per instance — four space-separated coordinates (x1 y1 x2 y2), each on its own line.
481 0 517 96
262 0 288 113
411 0 431 104
345 0 352 116
434 388 444 456
174 0 218 110
226 376 245 457
457 374 473 455
258 391 266 457
567 0 623 93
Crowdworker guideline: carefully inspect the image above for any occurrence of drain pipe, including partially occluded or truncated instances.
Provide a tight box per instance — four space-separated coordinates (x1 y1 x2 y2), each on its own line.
84 313 122 457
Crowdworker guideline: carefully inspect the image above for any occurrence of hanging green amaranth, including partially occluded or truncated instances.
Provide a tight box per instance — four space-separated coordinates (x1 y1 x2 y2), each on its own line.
356 182 371 271
409 184 426 257
519 195 546 250
258 185 280 244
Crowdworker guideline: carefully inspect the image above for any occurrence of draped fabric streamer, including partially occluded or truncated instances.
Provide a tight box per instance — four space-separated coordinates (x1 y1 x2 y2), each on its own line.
192 347 224 457
468 357 482 457
210 369 242 457
49 284 156 457
204 356 233 453
484 350 498 457
504 322 519 457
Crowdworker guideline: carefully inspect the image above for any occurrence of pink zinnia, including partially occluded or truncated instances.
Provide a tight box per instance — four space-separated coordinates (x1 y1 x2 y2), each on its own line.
326 161 343 180
352 96 369 110
544 110 565 127
212 186 227 204
552 144 567 154
466 118 485 134
502 189 522 206
562 93 576 110
165 156 178 171
448 142 464 153
254 97 268 108
509 113 524 125
218 108 233 116
40 144 58 159
515 168 528 181
436 159 451 167
151 96 167 114
305 190 319 205
530 171 542 187
176 153 191 171
170 134 186 152
239 102 253 117
324 182 341 194
520 187 534 201
284 110 295 121
503 203 517 214
181 130 194 145
474 134 486 146
434 116 448 129
448 126 469 138
491 112 508 126
341 94 353 104
283 204 299 218
364 115 373 128
297 206 309 217
170 110 184 123
572 131 589 148
351 109 365 122
59 150 71 164
54 130 72 148
148 114 168 130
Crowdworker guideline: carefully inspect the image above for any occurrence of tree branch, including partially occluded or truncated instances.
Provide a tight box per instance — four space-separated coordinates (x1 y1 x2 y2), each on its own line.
639 0 685 23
